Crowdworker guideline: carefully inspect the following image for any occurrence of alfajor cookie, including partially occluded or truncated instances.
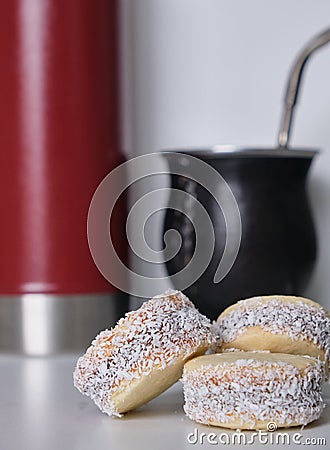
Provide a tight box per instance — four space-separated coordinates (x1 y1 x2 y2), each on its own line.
215 295 330 372
182 352 325 429
73 290 215 417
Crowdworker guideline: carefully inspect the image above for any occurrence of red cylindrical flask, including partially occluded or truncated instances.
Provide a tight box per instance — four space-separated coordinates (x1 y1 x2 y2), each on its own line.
0 0 128 354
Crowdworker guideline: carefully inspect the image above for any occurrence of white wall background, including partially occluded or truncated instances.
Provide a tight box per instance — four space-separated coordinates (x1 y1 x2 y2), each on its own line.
121 0 330 309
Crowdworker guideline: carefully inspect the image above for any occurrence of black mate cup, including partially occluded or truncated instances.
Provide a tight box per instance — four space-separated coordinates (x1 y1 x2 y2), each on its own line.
162 146 317 319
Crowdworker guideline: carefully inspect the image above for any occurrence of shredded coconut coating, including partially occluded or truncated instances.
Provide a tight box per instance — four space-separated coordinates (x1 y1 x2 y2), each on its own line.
73 290 215 417
215 297 330 369
182 358 325 428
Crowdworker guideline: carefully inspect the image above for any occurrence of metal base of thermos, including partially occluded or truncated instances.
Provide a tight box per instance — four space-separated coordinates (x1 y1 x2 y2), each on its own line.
0 293 128 355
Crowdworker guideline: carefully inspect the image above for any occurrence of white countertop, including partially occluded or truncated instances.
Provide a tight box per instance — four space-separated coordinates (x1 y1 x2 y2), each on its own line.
0 355 329 450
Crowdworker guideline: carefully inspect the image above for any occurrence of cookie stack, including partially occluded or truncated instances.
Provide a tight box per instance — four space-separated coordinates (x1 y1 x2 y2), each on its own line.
182 295 330 429
73 291 330 430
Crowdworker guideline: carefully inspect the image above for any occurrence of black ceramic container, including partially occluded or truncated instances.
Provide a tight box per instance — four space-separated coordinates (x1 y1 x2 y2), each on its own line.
163 147 318 320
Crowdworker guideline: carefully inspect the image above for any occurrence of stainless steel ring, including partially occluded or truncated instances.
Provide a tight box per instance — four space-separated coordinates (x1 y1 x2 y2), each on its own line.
0 293 128 355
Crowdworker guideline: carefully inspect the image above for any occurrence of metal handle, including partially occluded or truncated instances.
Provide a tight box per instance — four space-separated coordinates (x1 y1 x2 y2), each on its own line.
278 27 330 148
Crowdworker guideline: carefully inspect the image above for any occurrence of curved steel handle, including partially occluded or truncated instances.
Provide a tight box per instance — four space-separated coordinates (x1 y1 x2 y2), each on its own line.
278 27 330 148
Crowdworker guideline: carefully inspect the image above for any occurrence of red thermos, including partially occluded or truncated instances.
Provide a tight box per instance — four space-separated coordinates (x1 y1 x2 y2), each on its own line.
0 0 128 354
